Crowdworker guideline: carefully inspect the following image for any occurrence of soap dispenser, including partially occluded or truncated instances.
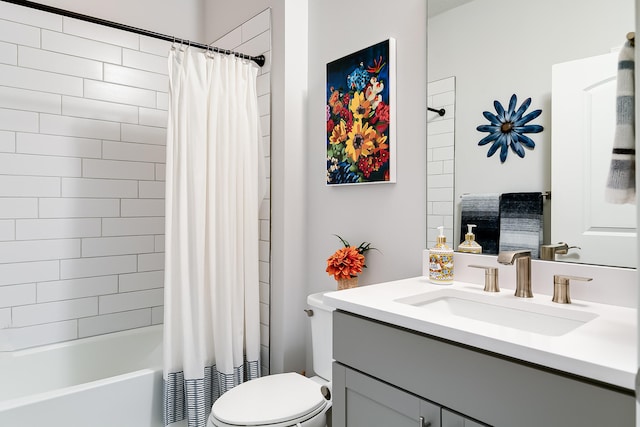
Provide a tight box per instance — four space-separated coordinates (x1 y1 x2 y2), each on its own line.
458 224 482 254
429 226 454 285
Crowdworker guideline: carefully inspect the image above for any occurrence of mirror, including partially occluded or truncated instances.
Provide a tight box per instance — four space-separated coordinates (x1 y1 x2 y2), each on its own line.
427 0 636 267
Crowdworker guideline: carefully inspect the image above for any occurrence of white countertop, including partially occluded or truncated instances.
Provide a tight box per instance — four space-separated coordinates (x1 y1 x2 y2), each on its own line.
324 277 637 391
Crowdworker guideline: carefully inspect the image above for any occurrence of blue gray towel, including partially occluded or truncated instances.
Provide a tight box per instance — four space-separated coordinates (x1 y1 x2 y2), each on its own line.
498 192 543 258
460 193 500 255
605 40 635 204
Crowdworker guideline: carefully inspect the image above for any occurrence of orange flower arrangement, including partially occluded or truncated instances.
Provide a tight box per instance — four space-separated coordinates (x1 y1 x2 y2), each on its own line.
326 246 365 280
326 235 376 280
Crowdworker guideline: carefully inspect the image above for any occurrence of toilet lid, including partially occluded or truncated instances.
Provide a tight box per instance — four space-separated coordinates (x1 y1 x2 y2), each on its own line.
211 373 328 426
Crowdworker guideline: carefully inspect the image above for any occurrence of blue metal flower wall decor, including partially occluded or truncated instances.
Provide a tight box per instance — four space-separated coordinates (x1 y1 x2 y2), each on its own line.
477 94 543 163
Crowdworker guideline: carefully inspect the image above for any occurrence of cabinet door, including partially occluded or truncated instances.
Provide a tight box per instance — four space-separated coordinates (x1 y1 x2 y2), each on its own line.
334 363 440 427
442 409 487 427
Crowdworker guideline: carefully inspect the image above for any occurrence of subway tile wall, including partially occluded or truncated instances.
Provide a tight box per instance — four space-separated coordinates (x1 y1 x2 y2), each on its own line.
427 77 455 249
0 2 271 363
213 9 272 375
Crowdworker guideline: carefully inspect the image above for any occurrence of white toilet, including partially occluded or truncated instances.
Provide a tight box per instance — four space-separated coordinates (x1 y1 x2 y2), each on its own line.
207 292 334 427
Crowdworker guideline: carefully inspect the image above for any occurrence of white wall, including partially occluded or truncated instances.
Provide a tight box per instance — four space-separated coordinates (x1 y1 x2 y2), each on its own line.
306 0 427 374
307 0 427 294
0 1 169 349
204 0 272 42
30 0 204 41
429 0 634 243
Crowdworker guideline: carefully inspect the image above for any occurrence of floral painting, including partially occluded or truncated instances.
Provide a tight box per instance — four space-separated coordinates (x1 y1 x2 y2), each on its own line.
326 39 396 185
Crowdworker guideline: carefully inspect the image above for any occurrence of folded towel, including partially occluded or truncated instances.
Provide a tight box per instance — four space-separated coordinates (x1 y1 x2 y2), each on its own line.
498 192 543 258
460 193 500 255
605 40 635 204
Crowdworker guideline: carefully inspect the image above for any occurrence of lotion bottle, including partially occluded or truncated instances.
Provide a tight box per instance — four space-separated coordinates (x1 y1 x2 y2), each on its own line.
458 224 482 254
429 226 454 285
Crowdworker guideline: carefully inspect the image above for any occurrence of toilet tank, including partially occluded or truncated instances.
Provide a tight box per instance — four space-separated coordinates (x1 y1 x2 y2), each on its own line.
307 292 335 381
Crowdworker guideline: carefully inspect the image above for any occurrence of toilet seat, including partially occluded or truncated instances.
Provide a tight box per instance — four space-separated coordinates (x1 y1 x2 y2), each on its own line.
208 373 330 427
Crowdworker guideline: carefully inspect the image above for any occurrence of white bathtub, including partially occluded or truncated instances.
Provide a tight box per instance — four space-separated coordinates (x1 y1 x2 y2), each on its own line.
0 325 165 427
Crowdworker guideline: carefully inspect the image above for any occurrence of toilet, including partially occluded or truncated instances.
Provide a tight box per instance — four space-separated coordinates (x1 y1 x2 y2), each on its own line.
207 292 334 427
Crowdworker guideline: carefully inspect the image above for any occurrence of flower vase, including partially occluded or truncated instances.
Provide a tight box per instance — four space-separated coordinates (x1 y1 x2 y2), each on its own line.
337 276 358 290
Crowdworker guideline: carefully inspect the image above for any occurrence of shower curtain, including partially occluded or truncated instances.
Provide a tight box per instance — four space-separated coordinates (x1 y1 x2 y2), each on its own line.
163 48 266 427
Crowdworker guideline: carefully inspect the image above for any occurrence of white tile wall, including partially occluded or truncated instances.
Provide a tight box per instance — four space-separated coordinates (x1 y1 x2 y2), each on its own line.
0 63 83 96
42 29 122 64
0 176 60 197
0 6 271 358
0 220 15 241
0 7 169 350
39 198 120 218
0 86 61 114
0 40 17 65
427 77 456 249
17 133 102 158
0 130 15 152
78 309 151 338
18 46 103 79
37 276 118 303
81 236 155 257
0 2 62 31
12 297 98 327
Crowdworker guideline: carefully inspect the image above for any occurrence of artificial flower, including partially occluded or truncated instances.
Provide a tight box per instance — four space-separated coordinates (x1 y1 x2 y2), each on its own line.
326 246 364 280
326 235 377 280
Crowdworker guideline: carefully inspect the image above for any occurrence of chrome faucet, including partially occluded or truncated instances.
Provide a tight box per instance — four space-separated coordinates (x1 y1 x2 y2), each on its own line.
497 250 532 298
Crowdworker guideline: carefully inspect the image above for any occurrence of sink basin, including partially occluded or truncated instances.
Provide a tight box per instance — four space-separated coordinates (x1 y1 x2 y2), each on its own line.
395 289 598 336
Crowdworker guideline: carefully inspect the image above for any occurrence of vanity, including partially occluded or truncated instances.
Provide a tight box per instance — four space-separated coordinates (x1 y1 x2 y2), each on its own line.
324 256 636 427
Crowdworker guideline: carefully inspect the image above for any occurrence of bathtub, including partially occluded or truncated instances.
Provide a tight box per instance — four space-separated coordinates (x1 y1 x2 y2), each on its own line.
0 325 166 427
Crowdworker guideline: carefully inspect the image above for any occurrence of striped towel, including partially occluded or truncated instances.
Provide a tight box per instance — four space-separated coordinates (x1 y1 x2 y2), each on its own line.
605 40 635 204
460 193 500 255
498 192 543 259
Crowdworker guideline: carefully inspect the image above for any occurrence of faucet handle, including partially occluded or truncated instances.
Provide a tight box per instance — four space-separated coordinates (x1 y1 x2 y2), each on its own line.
469 265 500 292
540 242 581 260
552 275 592 304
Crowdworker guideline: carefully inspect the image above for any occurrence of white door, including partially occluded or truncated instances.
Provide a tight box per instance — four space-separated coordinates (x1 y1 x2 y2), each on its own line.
551 51 637 268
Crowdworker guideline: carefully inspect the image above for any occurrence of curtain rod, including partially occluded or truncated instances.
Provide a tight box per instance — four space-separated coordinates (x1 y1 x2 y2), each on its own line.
1 0 266 67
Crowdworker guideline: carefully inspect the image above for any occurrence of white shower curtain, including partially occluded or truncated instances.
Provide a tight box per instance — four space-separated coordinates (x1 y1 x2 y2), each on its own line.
163 48 266 427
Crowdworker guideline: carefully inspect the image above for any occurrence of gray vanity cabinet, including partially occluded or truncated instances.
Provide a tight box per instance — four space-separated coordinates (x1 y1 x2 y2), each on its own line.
331 311 635 427
441 409 485 427
333 363 441 426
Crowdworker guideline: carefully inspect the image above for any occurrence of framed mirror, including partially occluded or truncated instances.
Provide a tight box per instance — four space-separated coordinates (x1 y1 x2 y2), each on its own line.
427 0 636 267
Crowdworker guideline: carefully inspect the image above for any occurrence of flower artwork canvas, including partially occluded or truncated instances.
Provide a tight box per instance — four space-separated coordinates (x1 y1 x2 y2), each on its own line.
326 39 396 185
